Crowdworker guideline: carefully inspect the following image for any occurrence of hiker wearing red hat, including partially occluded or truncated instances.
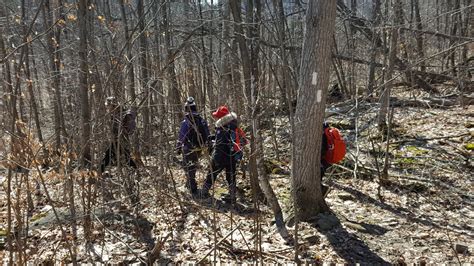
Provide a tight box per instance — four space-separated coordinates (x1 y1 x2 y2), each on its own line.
201 106 247 203
212 105 230 119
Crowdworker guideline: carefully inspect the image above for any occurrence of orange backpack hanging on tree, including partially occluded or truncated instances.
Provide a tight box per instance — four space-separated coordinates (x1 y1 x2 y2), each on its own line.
323 126 346 164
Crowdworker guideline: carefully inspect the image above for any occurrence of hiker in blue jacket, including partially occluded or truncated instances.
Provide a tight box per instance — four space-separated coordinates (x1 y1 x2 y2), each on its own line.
176 97 210 196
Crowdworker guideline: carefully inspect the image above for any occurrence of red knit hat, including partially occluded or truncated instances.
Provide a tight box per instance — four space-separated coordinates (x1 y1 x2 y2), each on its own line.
212 105 230 119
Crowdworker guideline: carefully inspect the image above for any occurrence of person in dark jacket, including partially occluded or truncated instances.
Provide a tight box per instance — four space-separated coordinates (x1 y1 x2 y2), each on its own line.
321 122 331 197
100 97 137 173
177 97 210 196
201 106 240 203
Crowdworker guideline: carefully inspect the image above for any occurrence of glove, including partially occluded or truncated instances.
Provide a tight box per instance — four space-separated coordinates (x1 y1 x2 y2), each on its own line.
207 134 216 141
207 140 215 154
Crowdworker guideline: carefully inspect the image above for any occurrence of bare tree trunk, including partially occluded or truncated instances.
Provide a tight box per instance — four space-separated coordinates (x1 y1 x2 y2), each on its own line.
137 0 152 155
120 0 136 102
24 44 43 143
183 0 197 99
78 0 91 165
412 0 425 72
347 0 357 96
120 0 142 162
230 0 266 259
21 3 43 145
20 0 37 227
273 0 291 111
292 0 337 220
218 0 232 106
230 0 261 190
378 0 401 132
14 59 27 123
152 0 165 117
43 0 66 151
162 0 181 124
0 17 16 265
458 0 471 107
198 0 215 110
367 0 381 95
78 0 92 242
447 0 461 77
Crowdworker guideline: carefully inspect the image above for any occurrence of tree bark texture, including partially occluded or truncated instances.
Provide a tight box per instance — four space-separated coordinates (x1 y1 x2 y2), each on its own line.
292 0 337 220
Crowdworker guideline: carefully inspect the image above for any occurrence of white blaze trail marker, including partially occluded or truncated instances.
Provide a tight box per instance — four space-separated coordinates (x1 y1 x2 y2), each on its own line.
316 89 322 103
312 72 322 102
312 72 318 85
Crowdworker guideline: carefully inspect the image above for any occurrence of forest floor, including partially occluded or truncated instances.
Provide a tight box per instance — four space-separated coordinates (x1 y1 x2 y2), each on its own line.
0 92 473 264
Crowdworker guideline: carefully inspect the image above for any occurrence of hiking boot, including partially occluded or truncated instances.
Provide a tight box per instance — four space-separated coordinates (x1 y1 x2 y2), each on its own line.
199 189 211 199
221 193 236 204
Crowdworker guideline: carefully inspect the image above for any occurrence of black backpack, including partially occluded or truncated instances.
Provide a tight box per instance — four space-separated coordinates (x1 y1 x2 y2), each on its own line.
187 115 208 148
122 109 137 135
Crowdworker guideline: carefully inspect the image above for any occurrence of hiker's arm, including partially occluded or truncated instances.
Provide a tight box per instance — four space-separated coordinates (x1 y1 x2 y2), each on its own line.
321 130 328 166
177 120 188 149
202 119 210 141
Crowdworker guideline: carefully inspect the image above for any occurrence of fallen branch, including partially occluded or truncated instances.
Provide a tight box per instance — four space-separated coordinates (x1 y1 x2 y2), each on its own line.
390 133 470 144
399 27 474 41
333 54 473 88
389 96 473 108
93 214 147 264
219 241 292 261
147 233 171 264
197 223 242 264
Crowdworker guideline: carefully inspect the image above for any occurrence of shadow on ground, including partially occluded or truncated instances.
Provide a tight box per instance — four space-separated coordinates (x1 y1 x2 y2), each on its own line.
310 213 390 265
329 181 473 238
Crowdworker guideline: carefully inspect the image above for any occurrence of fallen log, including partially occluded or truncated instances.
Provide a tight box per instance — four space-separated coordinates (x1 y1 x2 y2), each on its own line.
399 27 474 41
333 54 473 88
389 95 474 108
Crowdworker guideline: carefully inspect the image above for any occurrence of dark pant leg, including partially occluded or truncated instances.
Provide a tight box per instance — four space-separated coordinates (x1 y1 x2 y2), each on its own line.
203 160 225 193
224 161 237 202
183 151 199 193
320 160 330 196
101 143 116 173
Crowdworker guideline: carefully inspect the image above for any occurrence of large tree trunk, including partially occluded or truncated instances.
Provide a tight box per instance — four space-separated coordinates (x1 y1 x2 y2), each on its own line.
292 0 337 220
